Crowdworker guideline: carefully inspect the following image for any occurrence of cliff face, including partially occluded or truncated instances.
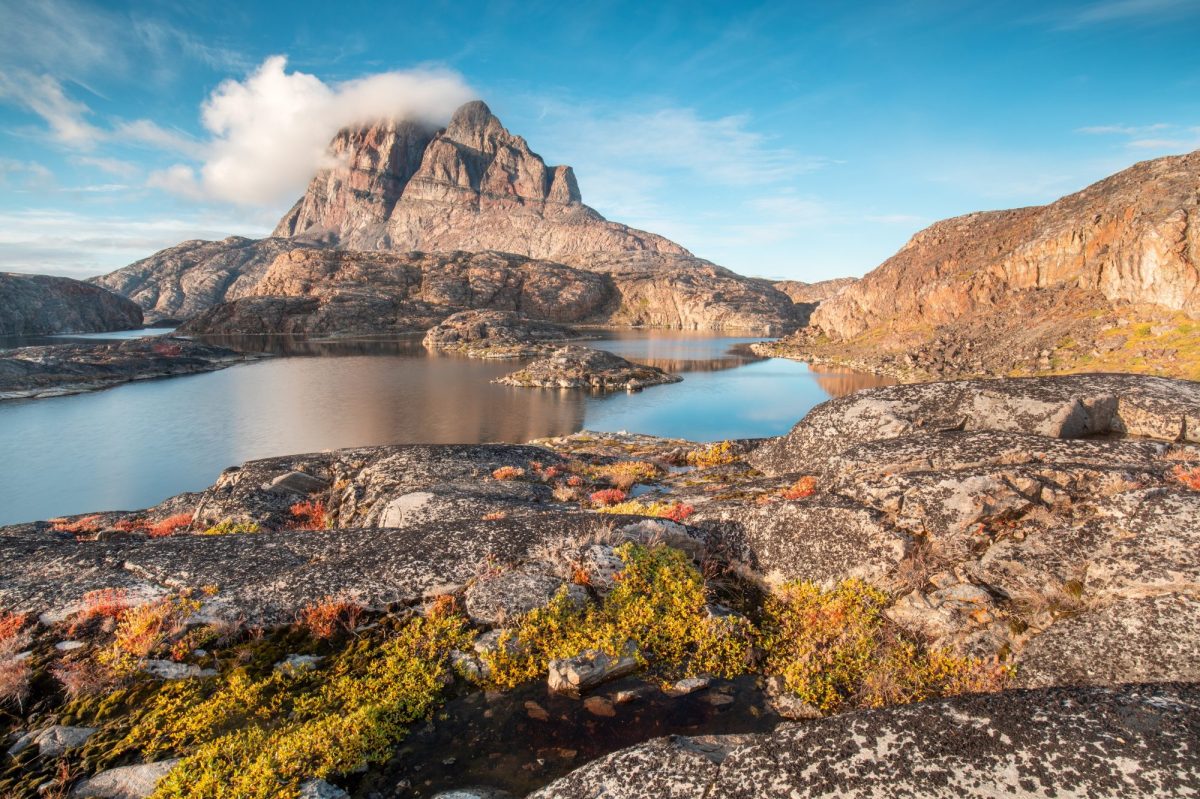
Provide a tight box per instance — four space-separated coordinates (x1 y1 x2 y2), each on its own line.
0 273 142 336
273 100 689 265
811 150 1200 341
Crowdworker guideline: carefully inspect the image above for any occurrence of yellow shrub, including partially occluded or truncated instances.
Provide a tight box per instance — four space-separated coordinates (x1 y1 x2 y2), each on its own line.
200 520 261 536
592 461 663 490
686 441 738 468
111 611 471 799
480 543 752 689
758 579 1009 715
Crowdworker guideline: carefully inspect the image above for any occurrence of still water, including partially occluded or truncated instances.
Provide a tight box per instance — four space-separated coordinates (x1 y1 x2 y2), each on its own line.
0 331 890 525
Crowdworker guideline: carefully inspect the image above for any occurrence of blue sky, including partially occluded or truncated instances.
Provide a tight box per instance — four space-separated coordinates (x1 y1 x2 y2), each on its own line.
1 0 1198 282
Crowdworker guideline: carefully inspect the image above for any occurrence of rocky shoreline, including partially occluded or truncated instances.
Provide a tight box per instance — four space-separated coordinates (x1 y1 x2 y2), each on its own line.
0 372 1196 797
0 336 263 401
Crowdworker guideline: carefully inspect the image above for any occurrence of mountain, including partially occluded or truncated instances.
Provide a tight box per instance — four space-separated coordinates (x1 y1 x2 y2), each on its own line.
765 150 1200 379
0 273 142 336
273 101 689 264
95 101 796 334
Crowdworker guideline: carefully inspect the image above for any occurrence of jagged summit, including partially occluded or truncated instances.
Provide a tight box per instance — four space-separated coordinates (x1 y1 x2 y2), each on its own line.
273 100 685 264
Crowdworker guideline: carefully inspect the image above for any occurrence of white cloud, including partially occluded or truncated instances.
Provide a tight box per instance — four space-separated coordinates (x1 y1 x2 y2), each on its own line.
150 56 476 206
113 119 206 158
534 100 826 188
71 156 140 178
1056 0 1198 27
0 158 54 189
0 70 104 148
0 208 271 279
1077 122 1200 153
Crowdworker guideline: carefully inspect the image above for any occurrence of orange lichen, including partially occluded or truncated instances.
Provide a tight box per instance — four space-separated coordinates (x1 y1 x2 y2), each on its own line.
1173 464 1200 491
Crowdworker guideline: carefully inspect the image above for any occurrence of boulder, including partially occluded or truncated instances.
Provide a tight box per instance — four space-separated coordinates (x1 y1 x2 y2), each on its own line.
71 759 181 798
529 684 1200 798
749 374 1200 476
547 648 640 696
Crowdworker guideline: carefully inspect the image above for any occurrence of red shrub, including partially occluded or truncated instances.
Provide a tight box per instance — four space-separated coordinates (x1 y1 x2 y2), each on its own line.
567 475 585 488
67 588 129 636
491 466 525 481
152 341 183 357
299 596 363 639
1173 465 1200 491
50 515 103 534
289 501 327 531
0 612 31 658
661 502 695 523
781 476 818 500
589 488 628 506
147 513 193 538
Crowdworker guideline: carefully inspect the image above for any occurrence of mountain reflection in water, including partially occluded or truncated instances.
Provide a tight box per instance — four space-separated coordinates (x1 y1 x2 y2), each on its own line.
0 331 891 524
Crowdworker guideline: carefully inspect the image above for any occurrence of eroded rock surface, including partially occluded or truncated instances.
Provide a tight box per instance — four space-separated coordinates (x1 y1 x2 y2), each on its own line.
1 273 142 336
530 684 1200 799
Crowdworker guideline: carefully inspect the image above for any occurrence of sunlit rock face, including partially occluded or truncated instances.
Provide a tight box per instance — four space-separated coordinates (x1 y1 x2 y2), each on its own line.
810 149 1200 341
274 100 689 266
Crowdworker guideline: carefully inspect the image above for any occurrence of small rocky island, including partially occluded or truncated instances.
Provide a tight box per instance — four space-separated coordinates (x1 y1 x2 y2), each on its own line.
495 345 682 391
423 309 587 358
0 273 142 337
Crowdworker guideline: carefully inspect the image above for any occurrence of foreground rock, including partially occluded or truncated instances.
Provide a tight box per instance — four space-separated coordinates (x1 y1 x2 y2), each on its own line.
0 336 259 400
1 273 142 336
70 759 180 798
495 346 682 391
3 373 1193 692
423 309 585 358
530 683 1200 798
763 149 1200 380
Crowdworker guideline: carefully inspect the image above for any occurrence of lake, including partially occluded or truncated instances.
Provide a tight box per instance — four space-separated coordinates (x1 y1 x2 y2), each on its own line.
0 330 891 525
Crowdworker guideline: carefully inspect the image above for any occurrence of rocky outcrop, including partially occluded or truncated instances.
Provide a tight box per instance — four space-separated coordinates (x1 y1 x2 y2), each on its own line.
530 684 1200 799
275 101 688 265
0 273 142 336
590 254 797 334
95 102 798 335
767 151 1200 380
772 277 857 305
177 248 615 337
814 150 1200 340
0 336 258 400
90 237 316 323
423 310 584 358
179 248 798 337
495 345 682 391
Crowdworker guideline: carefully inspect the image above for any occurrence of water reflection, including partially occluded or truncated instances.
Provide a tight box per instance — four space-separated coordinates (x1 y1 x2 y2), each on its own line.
0 327 177 351
0 332 891 525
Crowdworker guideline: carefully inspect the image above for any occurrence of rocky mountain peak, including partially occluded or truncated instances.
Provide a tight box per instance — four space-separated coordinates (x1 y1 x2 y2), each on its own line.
272 100 689 264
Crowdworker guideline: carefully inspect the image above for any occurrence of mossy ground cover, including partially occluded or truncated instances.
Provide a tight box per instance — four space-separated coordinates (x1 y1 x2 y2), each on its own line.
1 542 1008 799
